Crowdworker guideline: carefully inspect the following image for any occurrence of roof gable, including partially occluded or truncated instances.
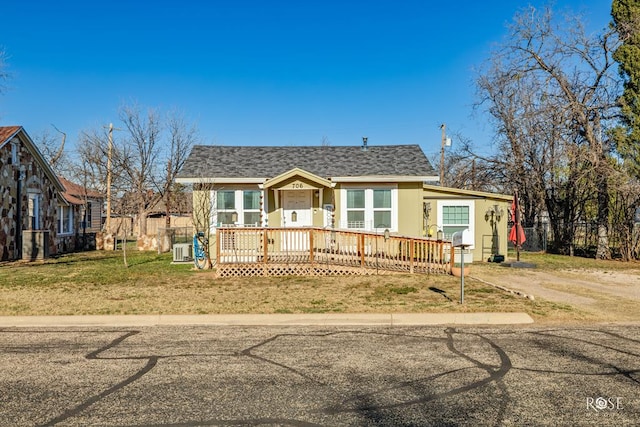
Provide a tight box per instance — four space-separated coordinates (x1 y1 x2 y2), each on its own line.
58 176 104 205
263 168 333 189
177 145 436 182
0 126 64 193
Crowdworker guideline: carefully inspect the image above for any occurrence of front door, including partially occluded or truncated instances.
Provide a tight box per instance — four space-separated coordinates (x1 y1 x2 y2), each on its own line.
283 190 312 227
282 190 312 251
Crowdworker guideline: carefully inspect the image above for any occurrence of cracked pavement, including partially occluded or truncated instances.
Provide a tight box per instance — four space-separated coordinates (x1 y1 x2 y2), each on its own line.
1 325 638 426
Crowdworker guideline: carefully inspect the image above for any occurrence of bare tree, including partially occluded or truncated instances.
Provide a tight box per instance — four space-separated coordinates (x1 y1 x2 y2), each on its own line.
76 104 199 242
34 126 73 177
192 183 214 268
441 131 500 192
475 5 620 258
77 128 111 194
155 111 197 228
118 104 163 236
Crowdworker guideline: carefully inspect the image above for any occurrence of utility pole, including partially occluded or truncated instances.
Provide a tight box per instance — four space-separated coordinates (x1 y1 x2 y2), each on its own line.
440 123 446 186
105 123 113 233
104 123 121 233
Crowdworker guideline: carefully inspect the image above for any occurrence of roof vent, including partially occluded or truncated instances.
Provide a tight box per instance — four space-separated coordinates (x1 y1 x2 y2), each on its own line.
362 136 368 151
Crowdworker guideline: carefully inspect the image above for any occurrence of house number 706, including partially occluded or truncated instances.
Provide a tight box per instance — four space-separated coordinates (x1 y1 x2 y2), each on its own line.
291 183 304 188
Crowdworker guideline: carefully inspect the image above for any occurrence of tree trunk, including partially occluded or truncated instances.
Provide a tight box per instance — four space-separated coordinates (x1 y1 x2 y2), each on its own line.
165 190 171 228
139 211 148 236
595 171 611 260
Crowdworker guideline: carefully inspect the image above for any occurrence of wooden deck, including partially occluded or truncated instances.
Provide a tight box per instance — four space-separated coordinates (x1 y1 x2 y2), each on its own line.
214 227 453 277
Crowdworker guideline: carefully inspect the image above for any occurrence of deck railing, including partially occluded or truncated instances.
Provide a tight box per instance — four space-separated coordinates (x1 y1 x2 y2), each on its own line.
215 227 453 275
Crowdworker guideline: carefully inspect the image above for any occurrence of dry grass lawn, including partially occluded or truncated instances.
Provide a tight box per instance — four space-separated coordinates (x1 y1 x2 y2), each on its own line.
0 248 568 320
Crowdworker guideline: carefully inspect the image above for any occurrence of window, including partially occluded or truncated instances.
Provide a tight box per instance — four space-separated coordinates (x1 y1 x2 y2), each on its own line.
216 190 236 225
27 193 40 230
442 205 469 239
373 189 392 228
214 189 263 227
85 202 92 229
11 141 18 166
342 187 397 231
243 190 261 226
58 205 73 234
346 189 365 228
438 200 474 247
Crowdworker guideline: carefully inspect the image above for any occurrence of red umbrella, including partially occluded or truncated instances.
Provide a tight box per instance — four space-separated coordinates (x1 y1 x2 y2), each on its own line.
509 189 526 261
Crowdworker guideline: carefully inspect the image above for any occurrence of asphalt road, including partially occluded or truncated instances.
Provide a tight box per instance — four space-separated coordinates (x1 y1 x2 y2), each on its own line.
1 324 638 426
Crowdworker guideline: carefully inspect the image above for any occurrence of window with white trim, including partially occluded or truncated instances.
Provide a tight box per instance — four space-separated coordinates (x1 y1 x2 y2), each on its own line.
11 141 19 166
243 190 261 226
214 189 263 227
85 202 92 229
373 189 392 229
27 193 40 230
58 205 73 234
438 200 474 247
346 189 365 228
342 186 397 231
216 190 236 225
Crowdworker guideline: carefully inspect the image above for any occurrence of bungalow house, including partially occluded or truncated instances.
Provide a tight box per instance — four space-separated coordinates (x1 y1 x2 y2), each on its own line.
176 142 511 264
58 176 104 252
0 126 65 260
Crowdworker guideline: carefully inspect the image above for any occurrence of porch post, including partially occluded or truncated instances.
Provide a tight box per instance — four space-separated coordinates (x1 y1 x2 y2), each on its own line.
263 228 268 264
216 228 221 264
309 229 314 264
409 239 414 274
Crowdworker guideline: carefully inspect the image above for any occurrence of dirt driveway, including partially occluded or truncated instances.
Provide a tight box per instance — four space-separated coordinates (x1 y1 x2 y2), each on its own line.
470 263 640 323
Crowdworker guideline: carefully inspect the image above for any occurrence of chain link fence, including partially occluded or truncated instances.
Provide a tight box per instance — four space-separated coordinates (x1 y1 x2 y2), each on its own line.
507 222 640 259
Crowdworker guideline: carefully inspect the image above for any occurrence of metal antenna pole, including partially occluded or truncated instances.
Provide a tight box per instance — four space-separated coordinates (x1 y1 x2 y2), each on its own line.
440 123 446 186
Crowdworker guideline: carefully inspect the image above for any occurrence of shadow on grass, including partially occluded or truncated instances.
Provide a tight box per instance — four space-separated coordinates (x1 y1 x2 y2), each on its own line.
0 252 118 268
429 286 453 302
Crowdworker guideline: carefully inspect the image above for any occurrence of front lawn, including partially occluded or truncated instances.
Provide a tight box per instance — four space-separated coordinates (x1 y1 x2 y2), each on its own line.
0 248 575 320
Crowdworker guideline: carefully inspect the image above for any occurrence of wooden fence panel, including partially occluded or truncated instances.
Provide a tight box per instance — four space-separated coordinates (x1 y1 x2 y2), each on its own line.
216 227 452 276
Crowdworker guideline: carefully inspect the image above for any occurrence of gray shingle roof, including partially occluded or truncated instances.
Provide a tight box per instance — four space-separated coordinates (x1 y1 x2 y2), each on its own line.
177 145 435 179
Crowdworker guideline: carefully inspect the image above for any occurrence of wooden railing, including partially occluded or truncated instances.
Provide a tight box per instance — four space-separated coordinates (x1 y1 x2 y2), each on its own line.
215 227 453 275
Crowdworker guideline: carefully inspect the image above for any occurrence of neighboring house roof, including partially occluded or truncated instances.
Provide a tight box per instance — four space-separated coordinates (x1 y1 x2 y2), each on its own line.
58 177 104 205
147 193 193 215
423 184 513 202
0 125 22 145
177 145 437 183
0 125 65 193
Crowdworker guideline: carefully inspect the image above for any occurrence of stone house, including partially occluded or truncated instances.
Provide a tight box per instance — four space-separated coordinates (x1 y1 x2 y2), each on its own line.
0 126 65 260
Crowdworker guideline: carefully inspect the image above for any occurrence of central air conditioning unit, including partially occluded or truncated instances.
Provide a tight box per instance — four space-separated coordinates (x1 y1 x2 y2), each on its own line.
172 243 193 262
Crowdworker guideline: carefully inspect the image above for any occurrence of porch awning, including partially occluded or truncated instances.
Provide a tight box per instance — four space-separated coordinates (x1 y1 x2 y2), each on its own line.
262 168 333 190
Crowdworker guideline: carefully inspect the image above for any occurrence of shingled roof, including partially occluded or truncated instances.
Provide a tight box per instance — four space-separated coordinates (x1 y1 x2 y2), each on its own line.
177 144 436 181
0 126 22 148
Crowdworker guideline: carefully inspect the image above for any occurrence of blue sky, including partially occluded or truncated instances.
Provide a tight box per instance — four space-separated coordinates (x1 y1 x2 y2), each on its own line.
0 1 612 161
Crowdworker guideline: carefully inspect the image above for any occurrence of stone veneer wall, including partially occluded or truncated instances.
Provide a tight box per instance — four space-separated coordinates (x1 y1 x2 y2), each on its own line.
0 135 59 261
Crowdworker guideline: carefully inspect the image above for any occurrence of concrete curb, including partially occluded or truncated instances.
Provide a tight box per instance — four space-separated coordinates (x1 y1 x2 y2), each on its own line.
0 312 534 327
